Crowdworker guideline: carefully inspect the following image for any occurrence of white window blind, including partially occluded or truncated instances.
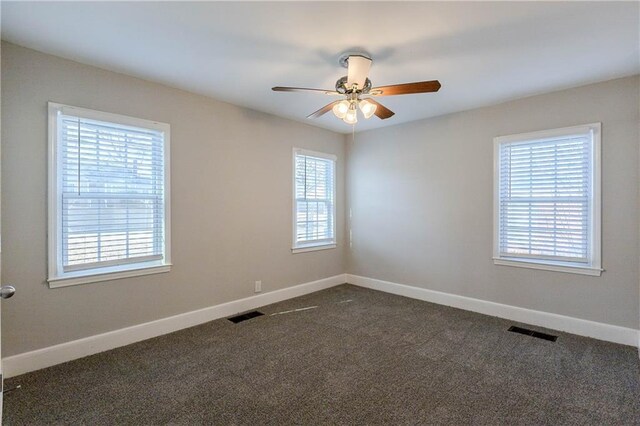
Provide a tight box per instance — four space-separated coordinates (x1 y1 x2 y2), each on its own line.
494 124 601 274
49 103 170 285
294 150 336 249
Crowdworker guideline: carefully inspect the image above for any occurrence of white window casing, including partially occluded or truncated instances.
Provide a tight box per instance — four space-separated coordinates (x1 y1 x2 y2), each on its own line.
48 103 171 287
292 148 337 253
493 123 602 276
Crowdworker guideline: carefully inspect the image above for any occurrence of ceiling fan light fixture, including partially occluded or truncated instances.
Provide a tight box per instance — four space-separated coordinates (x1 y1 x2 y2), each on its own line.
332 100 350 119
343 104 358 124
359 99 377 119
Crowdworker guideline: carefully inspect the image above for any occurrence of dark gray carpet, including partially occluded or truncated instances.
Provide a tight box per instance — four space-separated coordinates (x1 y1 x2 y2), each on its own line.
4 284 640 425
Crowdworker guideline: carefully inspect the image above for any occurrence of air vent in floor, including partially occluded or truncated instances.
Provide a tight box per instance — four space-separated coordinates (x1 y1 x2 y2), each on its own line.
228 311 264 324
508 326 557 342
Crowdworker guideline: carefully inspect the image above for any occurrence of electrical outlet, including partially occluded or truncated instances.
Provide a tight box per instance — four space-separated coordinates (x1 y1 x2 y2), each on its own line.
254 280 262 293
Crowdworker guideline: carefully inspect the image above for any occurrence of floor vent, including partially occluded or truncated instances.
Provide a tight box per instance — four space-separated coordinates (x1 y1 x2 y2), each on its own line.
508 326 557 342
228 311 264 324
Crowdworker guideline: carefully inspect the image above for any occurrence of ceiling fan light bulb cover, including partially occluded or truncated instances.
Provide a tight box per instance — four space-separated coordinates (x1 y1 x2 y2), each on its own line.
344 108 358 124
332 100 350 118
359 99 377 119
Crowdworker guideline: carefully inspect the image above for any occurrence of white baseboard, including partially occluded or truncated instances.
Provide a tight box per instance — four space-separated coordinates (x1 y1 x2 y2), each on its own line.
5 272 637 377
3 274 346 378
346 274 639 348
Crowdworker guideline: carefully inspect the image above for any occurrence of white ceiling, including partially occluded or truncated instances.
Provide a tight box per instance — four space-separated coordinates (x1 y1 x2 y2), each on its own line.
2 1 638 134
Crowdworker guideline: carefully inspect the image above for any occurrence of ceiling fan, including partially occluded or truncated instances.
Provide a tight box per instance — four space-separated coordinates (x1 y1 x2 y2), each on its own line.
272 52 441 125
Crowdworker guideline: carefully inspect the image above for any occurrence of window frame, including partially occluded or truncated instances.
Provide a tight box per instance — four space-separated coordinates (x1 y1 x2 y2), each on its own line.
291 148 337 254
492 123 602 276
47 102 172 288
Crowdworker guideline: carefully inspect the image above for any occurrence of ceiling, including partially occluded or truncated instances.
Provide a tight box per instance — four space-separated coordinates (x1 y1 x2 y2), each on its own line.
2 1 638 134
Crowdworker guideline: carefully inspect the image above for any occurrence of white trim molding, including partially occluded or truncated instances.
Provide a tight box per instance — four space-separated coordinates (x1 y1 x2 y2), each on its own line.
492 123 602 276
291 147 337 252
346 274 639 348
291 243 337 254
492 258 602 277
47 102 172 287
48 263 172 288
3 274 346 378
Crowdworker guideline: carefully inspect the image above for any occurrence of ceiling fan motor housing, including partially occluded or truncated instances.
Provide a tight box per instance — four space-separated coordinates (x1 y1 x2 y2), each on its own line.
335 76 372 94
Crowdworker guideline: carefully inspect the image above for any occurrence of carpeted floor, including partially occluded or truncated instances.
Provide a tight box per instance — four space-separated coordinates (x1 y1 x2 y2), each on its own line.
4 284 640 425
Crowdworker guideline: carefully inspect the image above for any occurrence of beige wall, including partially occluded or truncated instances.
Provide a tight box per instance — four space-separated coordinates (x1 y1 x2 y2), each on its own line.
1 43 346 356
2 41 638 360
347 75 640 329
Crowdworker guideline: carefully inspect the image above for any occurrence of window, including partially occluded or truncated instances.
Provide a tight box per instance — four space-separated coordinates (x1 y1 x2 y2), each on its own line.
292 149 336 253
48 103 171 287
493 123 601 276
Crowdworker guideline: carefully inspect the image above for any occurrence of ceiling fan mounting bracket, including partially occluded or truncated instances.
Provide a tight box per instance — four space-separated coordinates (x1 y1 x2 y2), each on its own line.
338 51 372 69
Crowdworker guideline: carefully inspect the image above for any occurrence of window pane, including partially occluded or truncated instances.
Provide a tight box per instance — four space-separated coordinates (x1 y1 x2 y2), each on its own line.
294 152 335 246
60 115 165 271
498 135 591 263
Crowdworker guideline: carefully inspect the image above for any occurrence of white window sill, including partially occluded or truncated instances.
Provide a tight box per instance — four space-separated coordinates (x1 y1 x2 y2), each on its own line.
48 262 172 288
493 257 602 276
291 243 336 254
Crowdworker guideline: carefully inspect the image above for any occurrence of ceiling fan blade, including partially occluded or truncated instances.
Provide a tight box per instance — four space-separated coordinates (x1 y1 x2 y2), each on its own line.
346 55 372 90
307 101 341 119
365 98 395 120
370 80 441 96
272 86 339 95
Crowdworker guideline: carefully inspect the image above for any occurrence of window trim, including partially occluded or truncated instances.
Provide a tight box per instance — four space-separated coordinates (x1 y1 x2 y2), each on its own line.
492 123 602 276
291 148 337 254
47 102 172 287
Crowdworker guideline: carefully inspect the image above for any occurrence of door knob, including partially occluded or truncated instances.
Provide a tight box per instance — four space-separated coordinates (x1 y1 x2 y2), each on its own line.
0 285 16 299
